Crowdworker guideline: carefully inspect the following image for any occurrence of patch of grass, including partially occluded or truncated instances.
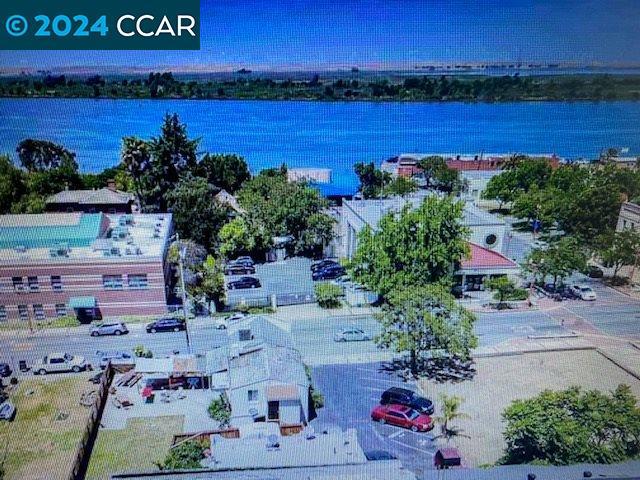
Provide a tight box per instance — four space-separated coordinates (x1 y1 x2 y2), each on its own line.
0 375 94 480
86 416 184 480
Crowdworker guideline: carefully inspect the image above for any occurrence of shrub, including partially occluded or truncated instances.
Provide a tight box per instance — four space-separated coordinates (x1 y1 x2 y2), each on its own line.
504 288 529 301
162 439 208 470
311 389 324 409
314 282 342 309
207 395 231 427
133 345 153 358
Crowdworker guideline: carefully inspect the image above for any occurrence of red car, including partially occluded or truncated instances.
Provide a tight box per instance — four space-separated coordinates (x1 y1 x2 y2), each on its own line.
371 404 433 432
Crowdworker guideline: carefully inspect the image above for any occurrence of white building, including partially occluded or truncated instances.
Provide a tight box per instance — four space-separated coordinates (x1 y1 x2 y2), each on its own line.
617 202 640 232
339 193 519 290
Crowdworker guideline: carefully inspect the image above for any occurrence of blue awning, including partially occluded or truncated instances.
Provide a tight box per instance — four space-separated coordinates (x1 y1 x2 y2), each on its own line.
68 296 96 309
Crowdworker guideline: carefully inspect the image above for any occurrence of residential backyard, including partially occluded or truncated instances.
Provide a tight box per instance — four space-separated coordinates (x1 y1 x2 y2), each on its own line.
86 416 183 480
419 349 640 467
0 374 94 480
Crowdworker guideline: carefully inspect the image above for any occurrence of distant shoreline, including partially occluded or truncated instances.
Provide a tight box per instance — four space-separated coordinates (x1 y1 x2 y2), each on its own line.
2 73 639 102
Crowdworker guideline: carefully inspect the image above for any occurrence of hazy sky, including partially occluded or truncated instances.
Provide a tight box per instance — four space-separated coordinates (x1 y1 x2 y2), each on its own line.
2 0 639 70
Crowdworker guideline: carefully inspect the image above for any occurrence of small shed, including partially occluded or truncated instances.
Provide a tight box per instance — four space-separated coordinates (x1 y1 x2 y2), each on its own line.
434 447 462 469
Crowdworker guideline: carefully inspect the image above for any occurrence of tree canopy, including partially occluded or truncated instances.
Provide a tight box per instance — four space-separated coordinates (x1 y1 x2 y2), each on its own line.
197 153 251 193
16 139 78 172
502 385 640 465
375 285 477 375
347 195 470 297
596 229 640 278
524 236 588 288
354 162 391 199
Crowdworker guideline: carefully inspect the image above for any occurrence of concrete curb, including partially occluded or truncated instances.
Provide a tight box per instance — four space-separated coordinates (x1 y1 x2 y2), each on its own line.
596 349 640 381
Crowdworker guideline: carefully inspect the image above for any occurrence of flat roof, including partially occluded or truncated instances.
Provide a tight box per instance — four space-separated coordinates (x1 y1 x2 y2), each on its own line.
0 212 172 265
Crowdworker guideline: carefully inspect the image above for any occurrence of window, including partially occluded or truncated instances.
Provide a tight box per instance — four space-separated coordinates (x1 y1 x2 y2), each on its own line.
12 277 24 291
50 357 64 364
248 389 259 402
0 306 6 322
55 304 67 317
51 275 63 291
103 275 123 290
128 274 148 289
18 305 28 320
485 234 497 246
33 304 44 320
28 276 39 291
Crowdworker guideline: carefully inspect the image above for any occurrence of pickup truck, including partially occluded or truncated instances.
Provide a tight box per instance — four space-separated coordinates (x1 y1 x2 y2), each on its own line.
32 353 89 375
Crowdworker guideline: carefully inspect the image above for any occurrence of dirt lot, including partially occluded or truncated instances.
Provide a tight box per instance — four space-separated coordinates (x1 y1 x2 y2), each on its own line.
419 349 640 467
86 416 183 480
0 374 95 480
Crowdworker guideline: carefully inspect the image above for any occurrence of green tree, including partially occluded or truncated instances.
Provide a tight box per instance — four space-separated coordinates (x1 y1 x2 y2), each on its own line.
375 285 477 375
511 184 559 227
207 395 231 427
347 196 470 297
482 171 520 210
197 153 251 193
502 385 640 465
354 162 391 199
16 139 77 172
382 176 418 197
524 237 588 288
189 255 226 312
219 217 256 258
162 440 208 470
167 176 230 252
0 155 26 213
597 229 640 278
120 136 152 208
435 394 469 441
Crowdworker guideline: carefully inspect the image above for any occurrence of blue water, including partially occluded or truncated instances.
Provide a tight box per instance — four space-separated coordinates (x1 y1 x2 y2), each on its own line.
1 98 640 194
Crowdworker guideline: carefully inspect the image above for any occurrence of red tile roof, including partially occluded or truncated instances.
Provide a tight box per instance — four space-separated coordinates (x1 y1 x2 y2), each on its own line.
461 242 518 270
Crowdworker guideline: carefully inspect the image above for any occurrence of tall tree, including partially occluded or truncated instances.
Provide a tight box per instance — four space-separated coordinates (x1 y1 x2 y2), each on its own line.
167 176 230 252
354 162 391 199
0 155 26 213
524 237 587 288
189 255 226 312
597 229 640 278
121 136 152 208
16 139 77 172
502 385 640 465
197 153 251 193
375 285 477 375
347 196 470 297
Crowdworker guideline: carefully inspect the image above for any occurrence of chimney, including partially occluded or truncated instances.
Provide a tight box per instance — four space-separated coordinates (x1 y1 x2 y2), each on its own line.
106 179 116 191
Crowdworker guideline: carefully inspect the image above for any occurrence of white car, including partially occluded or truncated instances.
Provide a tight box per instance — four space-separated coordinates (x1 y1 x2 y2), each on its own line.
32 353 89 375
570 284 597 301
333 328 371 342
213 312 246 330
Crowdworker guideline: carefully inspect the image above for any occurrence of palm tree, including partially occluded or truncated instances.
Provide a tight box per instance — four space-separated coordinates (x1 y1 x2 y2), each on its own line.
435 394 469 441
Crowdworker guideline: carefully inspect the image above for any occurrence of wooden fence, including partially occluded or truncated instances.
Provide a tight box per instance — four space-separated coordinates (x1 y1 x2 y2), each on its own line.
172 427 241 445
67 365 114 480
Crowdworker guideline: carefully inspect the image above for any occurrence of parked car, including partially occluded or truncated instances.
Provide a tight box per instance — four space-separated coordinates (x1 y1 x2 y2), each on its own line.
96 350 134 369
234 256 255 267
0 401 16 421
570 284 597 301
90 321 128 337
32 353 89 375
224 263 256 275
333 328 371 342
227 276 261 290
146 317 186 333
311 259 340 272
585 265 604 278
371 404 433 432
213 312 246 329
0 363 12 378
312 265 346 281
381 387 434 415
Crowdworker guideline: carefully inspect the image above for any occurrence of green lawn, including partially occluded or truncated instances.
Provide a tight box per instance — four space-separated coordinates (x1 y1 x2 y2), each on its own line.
0 375 94 480
86 416 184 480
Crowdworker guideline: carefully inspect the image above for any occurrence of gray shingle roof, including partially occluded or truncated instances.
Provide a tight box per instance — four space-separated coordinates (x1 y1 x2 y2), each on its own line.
46 188 134 205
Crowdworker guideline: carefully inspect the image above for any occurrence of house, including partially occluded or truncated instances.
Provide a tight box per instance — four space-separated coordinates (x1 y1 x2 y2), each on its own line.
0 212 173 322
46 180 137 214
617 202 640 232
214 189 246 215
339 192 518 290
207 316 310 429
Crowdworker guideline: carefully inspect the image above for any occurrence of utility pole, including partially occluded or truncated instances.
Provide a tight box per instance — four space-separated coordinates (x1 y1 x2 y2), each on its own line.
175 233 192 354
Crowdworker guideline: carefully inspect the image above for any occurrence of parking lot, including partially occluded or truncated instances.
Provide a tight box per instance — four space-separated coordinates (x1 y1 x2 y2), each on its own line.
311 362 438 476
225 257 316 306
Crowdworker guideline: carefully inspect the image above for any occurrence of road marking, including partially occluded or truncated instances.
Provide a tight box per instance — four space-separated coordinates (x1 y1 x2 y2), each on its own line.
390 437 434 455
388 430 405 439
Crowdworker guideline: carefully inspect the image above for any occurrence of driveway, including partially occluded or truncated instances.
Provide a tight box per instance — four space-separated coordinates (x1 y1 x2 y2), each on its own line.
311 362 437 477
226 257 315 305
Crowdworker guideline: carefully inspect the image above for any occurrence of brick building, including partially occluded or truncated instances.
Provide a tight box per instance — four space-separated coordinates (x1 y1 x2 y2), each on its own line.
0 212 172 323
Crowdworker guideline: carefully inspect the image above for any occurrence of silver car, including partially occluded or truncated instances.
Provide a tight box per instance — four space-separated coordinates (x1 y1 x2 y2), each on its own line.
333 328 371 342
90 322 129 337
0 401 16 421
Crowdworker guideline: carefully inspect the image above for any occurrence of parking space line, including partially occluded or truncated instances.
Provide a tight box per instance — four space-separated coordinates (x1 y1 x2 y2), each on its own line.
388 430 404 439
390 437 434 455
